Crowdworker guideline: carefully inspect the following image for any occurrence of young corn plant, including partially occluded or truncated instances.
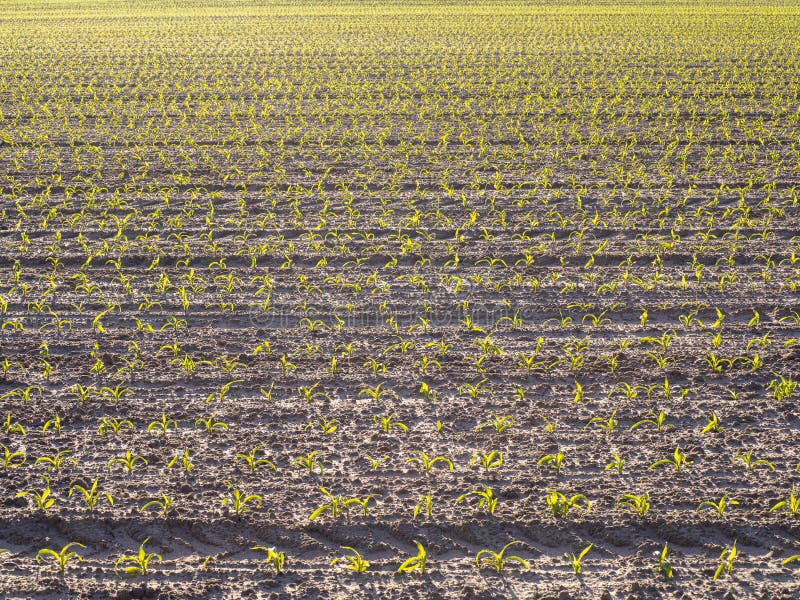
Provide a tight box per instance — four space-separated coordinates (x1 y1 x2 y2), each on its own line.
167 449 194 474
221 481 262 516
235 445 277 473
406 450 453 473
98 416 134 435
475 414 515 433
36 542 85 573
654 543 674 579
475 541 530 573
456 485 498 515
397 542 427 575
630 410 671 433
768 374 797 402
698 495 738 517
146 413 177 434
733 450 775 473
470 450 503 473
17 475 56 511
0 443 26 470
114 538 162 576
584 410 618 434
331 546 369 573
108 450 148 474
538 451 565 476
42 414 61 435
305 418 340 435
617 492 651 517
308 487 351 521
252 546 286 575
771 485 800 517
714 541 737 581
293 451 324 476
605 454 626 475
366 455 388 470
195 414 229 435
35 449 76 473
781 542 800 566
3 413 25 435
701 412 722 434
546 490 591 519
374 413 408 434
139 494 175 518
567 544 592 575
649 447 694 472
413 492 433 519
68 479 113 512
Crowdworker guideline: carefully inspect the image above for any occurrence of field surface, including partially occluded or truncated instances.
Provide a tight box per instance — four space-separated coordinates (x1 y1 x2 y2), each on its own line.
1 1 800 598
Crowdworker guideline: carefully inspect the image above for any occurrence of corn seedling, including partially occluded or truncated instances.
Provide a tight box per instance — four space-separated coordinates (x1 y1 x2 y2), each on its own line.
366 455 388 470
42 414 62 435
698 495 738 517
114 538 162 576
616 492 651 517
251 546 286 575
0 443 26 469
347 493 379 516
701 412 722 434
70 383 96 403
769 374 797 402
195 414 229 434
305 418 340 435
572 380 585 402
359 383 396 402
221 481 262 516
456 485 498 515
413 493 433 519
567 544 592 575
36 542 85 573
139 493 175 517
147 413 177 433
475 541 530 573
771 485 800 517
733 450 775 472
470 450 503 472
605 454 626 475
35 449 76 473
205 379 242 404
630 410 671 433
406 450 454 473
2 385 42 402
293 451 324 476
98 416 134 435
781 542 800 566
475 414 514 433
331 546 369 573
108 450 147 474
68 479 114 512
713 541 737 581
3 413 26 435
16 475 56 511
546 490 591 518
584 410 618 433
309 487 378 521
374 413 408 433
538 451 565 476
650 447 694 472
235 445 277 473
167 449 194 474
397 541 427 574
654 543 674 579
99 384 133 404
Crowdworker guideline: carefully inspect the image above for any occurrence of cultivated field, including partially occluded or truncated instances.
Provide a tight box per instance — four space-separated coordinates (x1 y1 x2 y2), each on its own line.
1 1 800 598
